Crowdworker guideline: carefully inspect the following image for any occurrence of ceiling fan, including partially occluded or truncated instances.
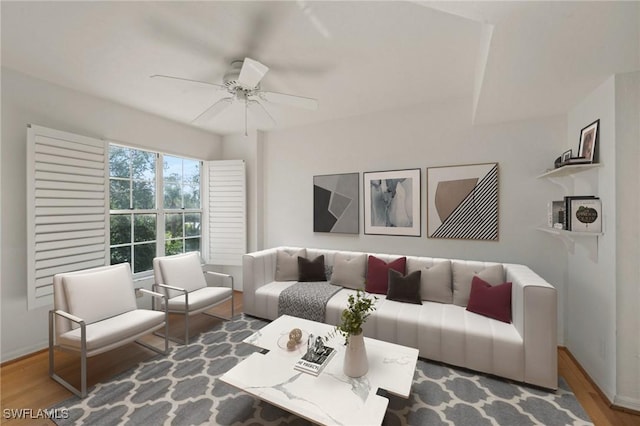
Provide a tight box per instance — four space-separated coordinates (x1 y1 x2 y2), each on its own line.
151 58 319 135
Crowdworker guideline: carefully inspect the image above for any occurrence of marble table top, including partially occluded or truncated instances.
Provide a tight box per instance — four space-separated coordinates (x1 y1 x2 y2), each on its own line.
219 315 419 426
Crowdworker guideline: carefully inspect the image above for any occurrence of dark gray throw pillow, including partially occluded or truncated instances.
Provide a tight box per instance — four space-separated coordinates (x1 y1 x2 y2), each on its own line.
298 255 327 282
387 269 422 304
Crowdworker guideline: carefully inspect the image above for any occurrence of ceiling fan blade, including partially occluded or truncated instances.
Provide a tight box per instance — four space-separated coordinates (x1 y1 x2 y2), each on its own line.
192 97 234 124
259 90 318 110
238 58 269 88
150 74 226 90
248 100 276 127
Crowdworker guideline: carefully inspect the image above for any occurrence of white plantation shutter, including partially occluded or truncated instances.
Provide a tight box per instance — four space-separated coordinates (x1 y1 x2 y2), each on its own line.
27 125 108 310
207 160 246 266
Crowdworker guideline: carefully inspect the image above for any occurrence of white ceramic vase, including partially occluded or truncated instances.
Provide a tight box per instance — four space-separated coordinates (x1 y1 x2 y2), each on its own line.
343 332 368 378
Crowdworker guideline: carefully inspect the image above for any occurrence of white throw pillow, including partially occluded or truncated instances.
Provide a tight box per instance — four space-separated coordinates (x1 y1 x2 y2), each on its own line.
452 262 504 307
407 259 452 304
330 253 367 289
63 263 137 325
158 252 208 294
275 248 306 281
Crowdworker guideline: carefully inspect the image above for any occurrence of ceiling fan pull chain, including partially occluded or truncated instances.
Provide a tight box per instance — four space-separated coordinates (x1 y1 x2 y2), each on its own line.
245 96 249 136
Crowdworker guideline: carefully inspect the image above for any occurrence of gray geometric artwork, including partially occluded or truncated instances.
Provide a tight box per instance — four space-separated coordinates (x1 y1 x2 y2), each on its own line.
51 314 593 426
313 173 359 234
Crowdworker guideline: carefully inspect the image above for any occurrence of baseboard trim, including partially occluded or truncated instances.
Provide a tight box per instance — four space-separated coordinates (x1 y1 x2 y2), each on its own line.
1 345 48 366
560 346 640 416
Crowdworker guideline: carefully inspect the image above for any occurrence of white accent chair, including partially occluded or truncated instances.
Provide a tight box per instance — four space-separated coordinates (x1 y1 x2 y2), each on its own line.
49 263 169 398
152 252 234 345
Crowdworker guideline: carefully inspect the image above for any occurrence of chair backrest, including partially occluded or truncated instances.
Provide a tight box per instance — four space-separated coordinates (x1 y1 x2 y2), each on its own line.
52 263 137 335
153 252 207 299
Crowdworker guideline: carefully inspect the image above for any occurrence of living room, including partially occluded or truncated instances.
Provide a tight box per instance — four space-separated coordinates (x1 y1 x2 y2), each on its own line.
1 1 639 425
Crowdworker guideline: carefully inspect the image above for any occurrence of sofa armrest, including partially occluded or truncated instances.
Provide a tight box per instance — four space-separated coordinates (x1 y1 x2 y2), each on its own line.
242 248 278 316
506 264 558 389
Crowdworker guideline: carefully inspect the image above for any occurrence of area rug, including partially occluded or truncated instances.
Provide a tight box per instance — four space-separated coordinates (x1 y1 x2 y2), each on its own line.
53 314 592 425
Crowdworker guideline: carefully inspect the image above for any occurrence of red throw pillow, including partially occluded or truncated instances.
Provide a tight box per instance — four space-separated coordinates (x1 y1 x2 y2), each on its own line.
365 256 406 294
466 276 512 323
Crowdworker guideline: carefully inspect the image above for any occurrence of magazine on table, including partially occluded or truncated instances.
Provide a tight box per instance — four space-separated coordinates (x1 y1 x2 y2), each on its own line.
294 345 336 376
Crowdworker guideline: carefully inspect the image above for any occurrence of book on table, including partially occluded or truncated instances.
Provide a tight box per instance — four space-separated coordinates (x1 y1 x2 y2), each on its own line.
294 346 336 376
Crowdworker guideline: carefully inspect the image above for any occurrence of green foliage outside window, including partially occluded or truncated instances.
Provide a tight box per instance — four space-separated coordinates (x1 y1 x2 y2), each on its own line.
109 146 202 273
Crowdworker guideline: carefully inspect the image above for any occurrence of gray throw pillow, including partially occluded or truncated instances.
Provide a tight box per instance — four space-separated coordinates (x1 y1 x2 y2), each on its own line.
387 269 422 304
452 262 504 307
275 248 306 281
407 259 452 304
330 252 367 289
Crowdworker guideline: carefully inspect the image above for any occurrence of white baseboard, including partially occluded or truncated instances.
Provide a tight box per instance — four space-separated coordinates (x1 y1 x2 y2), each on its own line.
1 341 47 364
613 395 640 412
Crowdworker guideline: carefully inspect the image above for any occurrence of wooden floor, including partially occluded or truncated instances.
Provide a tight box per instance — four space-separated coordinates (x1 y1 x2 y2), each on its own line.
1 292 639 425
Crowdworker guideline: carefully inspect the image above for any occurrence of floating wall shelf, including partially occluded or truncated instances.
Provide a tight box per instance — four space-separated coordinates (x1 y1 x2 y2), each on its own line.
536 226 602 261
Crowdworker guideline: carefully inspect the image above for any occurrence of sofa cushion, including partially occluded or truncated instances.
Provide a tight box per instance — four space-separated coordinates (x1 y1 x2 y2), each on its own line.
466 276 512 323
452 262 504 306
365 255 407 294
407 259 452 303
298 255 327 282
330 253 366 289
275 248 306 281
62 263 137 326
387 269 422 304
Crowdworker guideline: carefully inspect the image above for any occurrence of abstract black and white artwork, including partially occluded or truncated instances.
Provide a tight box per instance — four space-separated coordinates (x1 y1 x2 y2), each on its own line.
313 173 359 234
427 163 499 240
363 169 421 236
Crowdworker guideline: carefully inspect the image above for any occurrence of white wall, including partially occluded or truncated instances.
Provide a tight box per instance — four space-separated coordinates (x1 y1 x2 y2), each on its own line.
0 68 223 361
261 97 568 341
564 72 640 411
566 76 617 401
613 72 640 409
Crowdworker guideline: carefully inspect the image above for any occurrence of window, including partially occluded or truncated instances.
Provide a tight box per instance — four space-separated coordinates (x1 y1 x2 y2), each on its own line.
109 146 157 273
163 155 202 255
108 147 203 273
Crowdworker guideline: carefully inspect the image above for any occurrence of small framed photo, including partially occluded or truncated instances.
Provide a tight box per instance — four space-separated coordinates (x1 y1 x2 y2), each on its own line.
578 119 599 163
561 149 572 164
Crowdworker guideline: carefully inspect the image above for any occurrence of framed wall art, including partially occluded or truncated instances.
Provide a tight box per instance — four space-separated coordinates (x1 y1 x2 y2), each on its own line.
577 119 599 163
313 173 359 234
363 169 421 236
427 163 499 241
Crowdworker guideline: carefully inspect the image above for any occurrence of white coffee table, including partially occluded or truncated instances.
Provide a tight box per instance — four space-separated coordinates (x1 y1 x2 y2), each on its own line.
219 315 419 426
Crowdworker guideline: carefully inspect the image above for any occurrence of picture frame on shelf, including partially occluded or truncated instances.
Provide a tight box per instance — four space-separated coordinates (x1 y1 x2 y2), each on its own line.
569 198 602 233
363 168 421 236
561 149 572 165
577 119 599 163
563 195 597 231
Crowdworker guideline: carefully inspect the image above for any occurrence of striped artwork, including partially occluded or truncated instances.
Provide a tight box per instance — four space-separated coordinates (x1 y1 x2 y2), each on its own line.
427 163 499 240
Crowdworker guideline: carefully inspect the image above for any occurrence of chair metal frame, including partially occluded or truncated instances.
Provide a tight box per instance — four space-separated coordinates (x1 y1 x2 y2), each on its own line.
153 269 234 345
48 287 169 398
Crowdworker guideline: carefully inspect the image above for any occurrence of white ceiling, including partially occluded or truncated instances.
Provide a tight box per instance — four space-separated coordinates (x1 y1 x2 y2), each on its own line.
1 1 638 135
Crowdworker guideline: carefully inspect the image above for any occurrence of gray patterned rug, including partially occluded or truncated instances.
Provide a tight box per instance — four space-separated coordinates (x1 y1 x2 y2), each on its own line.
53 314 592 425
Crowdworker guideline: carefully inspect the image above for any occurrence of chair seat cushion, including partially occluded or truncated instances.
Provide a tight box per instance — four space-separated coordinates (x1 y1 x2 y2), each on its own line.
57 309 165 354
165 286 233 312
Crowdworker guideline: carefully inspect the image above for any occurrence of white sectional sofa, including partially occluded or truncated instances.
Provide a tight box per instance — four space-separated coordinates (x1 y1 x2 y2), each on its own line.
242 247 558 389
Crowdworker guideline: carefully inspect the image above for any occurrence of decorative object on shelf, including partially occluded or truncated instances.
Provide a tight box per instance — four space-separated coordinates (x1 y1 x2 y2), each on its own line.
577 119 599 163
561 149 572 165
331 289 377 378
427 163 499 241
547 201 565 229
569 198 602 232
313 173 359 234
294 334 336 376
563 195 598 230
363 169 421 236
